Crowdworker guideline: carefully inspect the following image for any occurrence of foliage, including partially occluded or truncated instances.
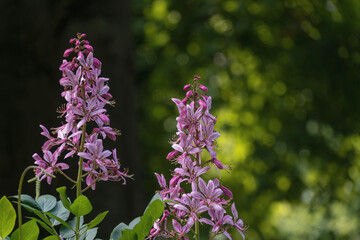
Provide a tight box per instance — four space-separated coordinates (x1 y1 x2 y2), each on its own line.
0 196 16 239
110 193 164 240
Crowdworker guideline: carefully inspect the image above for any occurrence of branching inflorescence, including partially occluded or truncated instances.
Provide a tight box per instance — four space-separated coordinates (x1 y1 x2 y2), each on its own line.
32 33 131 192
149 76 246 240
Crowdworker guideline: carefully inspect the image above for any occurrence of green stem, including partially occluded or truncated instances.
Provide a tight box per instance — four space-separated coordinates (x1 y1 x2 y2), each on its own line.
195 220 200 240
81 176 101 193
75 123 87 240
56 168 77 184
18 166 55 240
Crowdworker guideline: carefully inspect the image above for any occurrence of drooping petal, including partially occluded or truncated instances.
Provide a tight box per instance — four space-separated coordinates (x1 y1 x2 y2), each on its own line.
174 204 189 213
172 219 182 233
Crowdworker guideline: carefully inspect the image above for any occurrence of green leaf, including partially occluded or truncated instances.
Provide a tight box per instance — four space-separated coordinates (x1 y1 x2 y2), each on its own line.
128 217 141 229
110 223 130 240
27 217 56 236
112 194 165 240
49 201 70 226
10 220 39 240
12 195 42 211
0 196 16 239
87 211 108 229
120 229 137 240
70 195 92 216
85 228 98 240
132 199 164 239
143 193 162 212
43 212 73 230
56 187 71 211
43 236 60 240
59 216 84 239
36 195 57 212
21 204 53 227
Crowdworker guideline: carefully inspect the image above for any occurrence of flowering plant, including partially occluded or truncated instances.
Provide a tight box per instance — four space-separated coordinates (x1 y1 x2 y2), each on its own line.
149 76 246 240
0 34 164 240
0 34 246 240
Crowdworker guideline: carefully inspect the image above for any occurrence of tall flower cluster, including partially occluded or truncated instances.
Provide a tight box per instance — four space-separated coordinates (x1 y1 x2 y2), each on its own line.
32 33 130 190
149 76 246 239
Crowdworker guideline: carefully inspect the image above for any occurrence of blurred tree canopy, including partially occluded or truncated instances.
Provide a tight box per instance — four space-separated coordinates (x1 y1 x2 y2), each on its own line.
133 0 360 239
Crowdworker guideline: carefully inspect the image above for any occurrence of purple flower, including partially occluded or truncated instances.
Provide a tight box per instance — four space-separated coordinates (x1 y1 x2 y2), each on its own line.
33 147 69 184
231 203 246 239
200 208 233 236
151 76 245 239
33 34 131 189
172 218 194 240
174 194 208 221
78 139 112 164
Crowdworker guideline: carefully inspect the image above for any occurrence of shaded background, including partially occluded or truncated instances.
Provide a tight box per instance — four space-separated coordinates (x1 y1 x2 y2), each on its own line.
1 0 360 239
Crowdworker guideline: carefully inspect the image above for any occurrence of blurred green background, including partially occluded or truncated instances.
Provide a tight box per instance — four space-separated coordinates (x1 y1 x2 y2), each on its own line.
1 0 359 239
134 0 360 239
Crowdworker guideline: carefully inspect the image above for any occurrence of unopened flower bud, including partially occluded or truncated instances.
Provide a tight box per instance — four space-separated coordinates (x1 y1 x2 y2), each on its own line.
166 150 178 160
169 174 181 187
219 185 233 198
69 38 76 44
80 33 87 38
213 158 224 169
198 99 207 110
75 40 81 46
103 93 113 100
183 84 191 90
82 40 89 44
99 114 110 125
93 57 102 69
63 48 73 57
198 84 208 92
194 75 201 82
186 90 193 98
78 51 84 58
181 96 189 105
163 209 170 218
84 44 93 52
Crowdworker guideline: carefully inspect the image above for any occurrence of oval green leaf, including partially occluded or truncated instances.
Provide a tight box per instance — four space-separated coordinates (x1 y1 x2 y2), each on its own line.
10 220 39 240
12 195 42 211
0 196 16 239
49 201 70 226
36 195 57 212
70 195 92 216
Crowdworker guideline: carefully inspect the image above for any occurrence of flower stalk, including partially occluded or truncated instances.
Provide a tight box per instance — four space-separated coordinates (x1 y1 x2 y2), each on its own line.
29 33 132 240
149 75 246 240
